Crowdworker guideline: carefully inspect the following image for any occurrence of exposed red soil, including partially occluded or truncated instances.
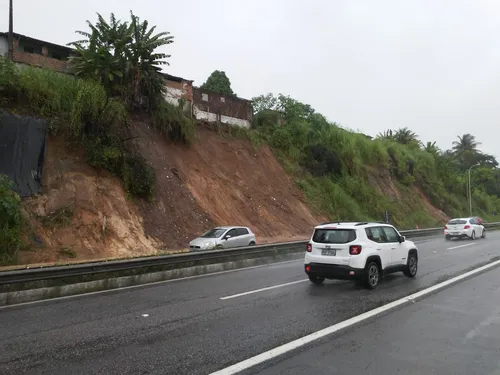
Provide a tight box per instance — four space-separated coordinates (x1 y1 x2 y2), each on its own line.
412 186 450 224
19 122 323 265
20 137 161 264
131 121 324 243
17 119 448 266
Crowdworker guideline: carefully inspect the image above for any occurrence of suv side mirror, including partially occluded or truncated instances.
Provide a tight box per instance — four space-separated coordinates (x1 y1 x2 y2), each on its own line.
399 235 406 243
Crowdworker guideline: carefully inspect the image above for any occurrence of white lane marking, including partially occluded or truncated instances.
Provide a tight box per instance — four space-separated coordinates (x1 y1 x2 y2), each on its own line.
0 259 302 310
209 258 500 375
141 314 149 318
448 243 476 250
220 279 308 300
0 233 489 310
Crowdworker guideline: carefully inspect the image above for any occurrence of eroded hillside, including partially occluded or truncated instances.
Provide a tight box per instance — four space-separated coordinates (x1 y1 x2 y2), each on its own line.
19 122 325 264
3 60 497 267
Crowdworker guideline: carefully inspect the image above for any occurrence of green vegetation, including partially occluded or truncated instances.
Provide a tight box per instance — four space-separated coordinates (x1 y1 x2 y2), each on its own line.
40 207 74 228
200 70 236 97
0 175 24 265
68 11 173 112
58 247 77 258
250 93 500 228
0 12 195 203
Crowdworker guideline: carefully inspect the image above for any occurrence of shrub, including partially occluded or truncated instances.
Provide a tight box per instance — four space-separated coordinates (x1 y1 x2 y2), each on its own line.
122 153 156 201
0 60 159 200
0 175 24 264
152 101 196 145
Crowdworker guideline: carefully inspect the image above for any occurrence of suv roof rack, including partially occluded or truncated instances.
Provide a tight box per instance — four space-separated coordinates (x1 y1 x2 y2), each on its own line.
355 221 388 226
319 221 340 226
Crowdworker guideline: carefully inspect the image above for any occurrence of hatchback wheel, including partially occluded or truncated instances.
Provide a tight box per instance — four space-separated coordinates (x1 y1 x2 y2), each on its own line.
470 230 476 240
365 262 380 290
481 229 486 239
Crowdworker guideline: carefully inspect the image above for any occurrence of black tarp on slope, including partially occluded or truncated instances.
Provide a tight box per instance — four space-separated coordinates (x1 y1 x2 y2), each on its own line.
0 111 47 197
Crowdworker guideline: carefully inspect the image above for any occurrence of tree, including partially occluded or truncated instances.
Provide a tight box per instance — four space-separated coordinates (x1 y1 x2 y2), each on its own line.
200 70 236 97
68 11 174 110
423 141 440 156
452 133 481 154
393 127 419 145
376 129 394 140
451 134 482 169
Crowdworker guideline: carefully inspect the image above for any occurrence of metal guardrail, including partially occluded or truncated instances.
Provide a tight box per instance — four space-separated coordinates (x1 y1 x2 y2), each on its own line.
1 223 499 286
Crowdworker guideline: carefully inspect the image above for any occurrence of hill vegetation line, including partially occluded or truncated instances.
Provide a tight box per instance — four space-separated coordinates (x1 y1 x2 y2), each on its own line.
0 11 498 265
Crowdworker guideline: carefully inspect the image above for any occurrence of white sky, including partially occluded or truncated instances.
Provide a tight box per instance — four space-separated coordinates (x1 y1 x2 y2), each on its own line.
2 0 499 158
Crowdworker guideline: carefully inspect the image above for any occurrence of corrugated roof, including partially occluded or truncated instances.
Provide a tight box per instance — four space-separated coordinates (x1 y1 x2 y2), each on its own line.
0 32 75 53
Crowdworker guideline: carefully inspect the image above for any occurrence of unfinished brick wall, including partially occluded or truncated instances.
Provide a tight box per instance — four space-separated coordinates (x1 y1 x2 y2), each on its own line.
12 51 70 73
12 39 71 73
193 87 252 122
165 79 193 102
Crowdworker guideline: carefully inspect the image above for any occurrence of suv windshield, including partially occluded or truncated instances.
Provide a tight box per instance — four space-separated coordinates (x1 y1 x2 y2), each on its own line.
201 228 227 238
312 229 356 244
448 219 467 225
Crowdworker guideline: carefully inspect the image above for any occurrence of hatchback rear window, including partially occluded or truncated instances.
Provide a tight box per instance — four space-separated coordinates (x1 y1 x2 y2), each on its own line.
312 229 356 244
447 220 467 225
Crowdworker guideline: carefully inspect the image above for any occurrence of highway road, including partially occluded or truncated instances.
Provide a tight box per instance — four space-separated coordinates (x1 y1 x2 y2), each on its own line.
248 265 500 375
0 232 499 374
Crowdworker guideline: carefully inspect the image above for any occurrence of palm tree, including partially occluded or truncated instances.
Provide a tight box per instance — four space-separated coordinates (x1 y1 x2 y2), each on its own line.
393 127 419 145
376 129 394 140
451 134 482 169
126 11 174 108
452 134 481 155
423 141 440 156
68 12 174 109
68 13 129 96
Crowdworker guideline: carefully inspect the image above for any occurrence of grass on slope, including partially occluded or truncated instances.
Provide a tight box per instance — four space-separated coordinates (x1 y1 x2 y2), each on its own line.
225 113 500 229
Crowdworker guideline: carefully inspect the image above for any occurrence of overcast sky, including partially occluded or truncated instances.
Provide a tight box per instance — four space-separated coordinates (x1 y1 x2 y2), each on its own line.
2 0 499 158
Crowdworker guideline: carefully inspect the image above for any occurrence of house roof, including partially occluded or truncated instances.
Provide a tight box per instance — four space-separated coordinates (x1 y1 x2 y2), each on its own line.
159 71 194 83
0 32 74 53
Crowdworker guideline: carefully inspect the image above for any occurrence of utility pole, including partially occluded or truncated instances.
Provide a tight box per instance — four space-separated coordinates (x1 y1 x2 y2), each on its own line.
468 163 480 217
8 0 14 61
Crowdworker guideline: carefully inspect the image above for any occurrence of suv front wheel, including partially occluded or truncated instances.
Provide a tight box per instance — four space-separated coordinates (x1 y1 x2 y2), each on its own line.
364 261 380 289
403 252 418 278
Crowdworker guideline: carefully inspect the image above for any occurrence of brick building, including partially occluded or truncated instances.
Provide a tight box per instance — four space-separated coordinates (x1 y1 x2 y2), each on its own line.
192 87 253 129
1 32 253 128
0 32 74 73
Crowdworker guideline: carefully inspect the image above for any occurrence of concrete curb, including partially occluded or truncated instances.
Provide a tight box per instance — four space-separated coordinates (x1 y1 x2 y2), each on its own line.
0 251 304 307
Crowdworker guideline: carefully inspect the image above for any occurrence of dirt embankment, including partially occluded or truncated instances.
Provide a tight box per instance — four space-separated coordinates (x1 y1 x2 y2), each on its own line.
18 120 449 266
131 121 324 244
20 122 324 264
21 137 161 264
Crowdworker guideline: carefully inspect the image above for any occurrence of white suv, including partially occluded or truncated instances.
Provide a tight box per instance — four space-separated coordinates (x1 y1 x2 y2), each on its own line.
304 222 419 289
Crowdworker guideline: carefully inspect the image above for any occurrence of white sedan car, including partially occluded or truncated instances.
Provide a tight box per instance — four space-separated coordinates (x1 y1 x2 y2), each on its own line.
189 226 257 250
444 217 486 240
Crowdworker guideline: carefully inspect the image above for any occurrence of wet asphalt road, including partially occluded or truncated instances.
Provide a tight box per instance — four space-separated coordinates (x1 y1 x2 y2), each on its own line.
250 265 500 375
0 232 499 374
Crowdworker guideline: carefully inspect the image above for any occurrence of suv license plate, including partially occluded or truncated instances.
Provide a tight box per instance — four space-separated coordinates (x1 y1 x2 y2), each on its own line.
321 249 336 256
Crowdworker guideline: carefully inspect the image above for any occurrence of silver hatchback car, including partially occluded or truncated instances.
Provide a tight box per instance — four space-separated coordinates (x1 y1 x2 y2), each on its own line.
189 226 257 251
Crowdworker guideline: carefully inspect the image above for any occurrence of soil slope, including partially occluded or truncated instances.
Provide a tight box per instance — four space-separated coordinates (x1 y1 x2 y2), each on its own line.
19 123 324 264
18 121 449 265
